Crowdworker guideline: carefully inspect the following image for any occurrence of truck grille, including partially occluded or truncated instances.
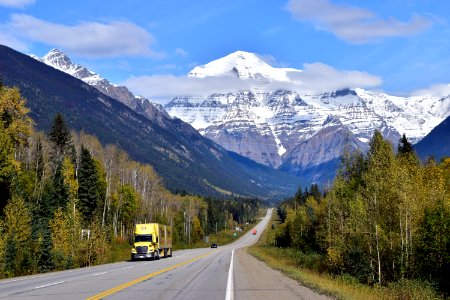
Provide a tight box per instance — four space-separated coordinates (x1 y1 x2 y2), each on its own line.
136 246 148 254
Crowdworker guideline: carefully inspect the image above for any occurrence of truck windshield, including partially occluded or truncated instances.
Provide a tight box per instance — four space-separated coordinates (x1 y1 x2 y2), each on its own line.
135 235 152 242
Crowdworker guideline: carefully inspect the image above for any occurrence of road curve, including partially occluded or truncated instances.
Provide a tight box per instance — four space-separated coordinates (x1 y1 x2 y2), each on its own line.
0 208 331 300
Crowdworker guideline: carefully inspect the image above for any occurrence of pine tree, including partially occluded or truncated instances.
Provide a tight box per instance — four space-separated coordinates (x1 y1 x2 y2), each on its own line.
52 161 69 210
48 113 72 163
397 133 414 155
0 122 15 214
293 185 303 209
78 146 100 223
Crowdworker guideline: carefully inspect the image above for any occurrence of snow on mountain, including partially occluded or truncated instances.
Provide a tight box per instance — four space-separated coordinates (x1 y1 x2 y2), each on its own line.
188 50 301 82
37 49 170 124
165 51 450 181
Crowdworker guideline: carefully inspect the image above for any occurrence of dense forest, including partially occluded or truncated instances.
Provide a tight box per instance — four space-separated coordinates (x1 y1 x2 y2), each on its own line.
275 131 450 295
0 84 261 277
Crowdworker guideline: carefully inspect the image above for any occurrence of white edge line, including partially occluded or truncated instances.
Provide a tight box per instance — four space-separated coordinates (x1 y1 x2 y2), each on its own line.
225 249 234 300
92 271 108 276
34 281 65 290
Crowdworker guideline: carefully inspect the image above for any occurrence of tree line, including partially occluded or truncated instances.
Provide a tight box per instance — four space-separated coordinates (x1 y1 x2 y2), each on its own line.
275 131 450 295
0 84 261 277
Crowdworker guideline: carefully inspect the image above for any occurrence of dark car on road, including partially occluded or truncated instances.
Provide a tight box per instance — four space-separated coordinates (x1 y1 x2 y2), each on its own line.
211 243 218 248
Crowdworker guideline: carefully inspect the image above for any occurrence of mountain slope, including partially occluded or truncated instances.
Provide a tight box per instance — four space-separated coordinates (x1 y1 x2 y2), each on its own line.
415 112 450 160
36 49 170 128
279 115 368 184
0 44 299 199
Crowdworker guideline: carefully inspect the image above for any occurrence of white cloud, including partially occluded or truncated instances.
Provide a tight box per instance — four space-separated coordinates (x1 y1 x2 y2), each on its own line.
287 63 382 93
411 83 450 98
175 48 188 57
123 63 381 99
287 0 432 43
9 14 162 58
0 29 29 51
0 0 35 8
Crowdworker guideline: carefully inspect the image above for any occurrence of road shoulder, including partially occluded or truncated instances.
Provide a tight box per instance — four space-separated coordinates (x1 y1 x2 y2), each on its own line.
233 248 332 300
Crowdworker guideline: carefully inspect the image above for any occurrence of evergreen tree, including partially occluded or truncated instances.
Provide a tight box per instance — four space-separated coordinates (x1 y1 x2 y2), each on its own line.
397 133 414 155
37 225 54 272
0 122 15 214
78 146 100 223
52 162 69 210
310 183 322 202
293 185 304 208
48 113 72 163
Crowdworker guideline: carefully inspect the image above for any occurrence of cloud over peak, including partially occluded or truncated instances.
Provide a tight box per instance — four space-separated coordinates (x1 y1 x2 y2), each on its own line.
287 0 432 43
124 62 381 98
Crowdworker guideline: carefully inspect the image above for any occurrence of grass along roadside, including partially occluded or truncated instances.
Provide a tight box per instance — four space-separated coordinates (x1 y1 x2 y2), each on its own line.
247 209 440 300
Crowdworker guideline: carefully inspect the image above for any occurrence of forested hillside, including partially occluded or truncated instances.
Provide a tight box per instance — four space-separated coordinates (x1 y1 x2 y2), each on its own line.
274 131 450 295
0 84 262 277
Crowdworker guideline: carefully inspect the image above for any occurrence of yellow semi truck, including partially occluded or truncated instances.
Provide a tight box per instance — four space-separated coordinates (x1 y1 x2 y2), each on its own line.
131 223 172 260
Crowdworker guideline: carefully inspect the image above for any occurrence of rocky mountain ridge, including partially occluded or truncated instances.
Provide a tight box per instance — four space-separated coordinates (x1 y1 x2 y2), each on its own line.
165 51 450 177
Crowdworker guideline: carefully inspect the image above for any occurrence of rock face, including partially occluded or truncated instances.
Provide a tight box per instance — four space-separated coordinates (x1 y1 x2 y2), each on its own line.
164 51 450 183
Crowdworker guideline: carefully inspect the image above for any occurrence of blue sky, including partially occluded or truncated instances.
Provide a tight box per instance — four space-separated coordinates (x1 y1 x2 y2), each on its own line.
1 0 450 98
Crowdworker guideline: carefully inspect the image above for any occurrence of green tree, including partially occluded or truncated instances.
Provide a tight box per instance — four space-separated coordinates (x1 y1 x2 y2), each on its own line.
416 204 450 295
48 113 71 163
118 184 139 231
1 196 32 276
0 122 15 214
52 162 69 210
397 133 414 156
78 146 100 223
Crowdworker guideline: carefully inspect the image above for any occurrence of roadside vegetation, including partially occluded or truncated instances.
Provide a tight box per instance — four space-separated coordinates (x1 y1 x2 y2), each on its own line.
249 131 449 299
0 85 262 278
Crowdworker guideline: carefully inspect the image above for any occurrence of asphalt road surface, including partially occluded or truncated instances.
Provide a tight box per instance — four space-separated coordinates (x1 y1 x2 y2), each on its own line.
0 208 331 299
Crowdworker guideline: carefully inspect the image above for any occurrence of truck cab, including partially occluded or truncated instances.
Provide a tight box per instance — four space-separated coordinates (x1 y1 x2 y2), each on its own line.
131 223 172 261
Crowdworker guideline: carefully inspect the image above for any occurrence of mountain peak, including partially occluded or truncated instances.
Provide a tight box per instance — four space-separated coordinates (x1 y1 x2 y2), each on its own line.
43 48 72 64
188 50 299 82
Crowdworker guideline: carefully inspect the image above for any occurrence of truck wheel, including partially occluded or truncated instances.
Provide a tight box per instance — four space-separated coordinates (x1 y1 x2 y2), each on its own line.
155 250 160 260
168 248 172 257
163 249 167 258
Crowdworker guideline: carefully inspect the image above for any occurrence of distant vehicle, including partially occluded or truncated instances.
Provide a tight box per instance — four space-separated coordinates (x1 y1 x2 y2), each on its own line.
211 243 218 248
131 223 172 261
252 229 257 235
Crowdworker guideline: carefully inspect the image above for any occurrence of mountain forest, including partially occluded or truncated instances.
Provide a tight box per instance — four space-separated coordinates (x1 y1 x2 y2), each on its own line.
275 131 450 295
0 84 261 277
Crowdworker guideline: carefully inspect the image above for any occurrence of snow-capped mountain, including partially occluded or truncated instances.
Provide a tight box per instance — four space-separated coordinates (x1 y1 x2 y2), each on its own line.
165 51 450 181
35 49 170 126
188 50 301 82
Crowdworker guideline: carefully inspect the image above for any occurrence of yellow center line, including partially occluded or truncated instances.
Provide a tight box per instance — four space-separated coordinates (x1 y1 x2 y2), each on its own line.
86 251 213 300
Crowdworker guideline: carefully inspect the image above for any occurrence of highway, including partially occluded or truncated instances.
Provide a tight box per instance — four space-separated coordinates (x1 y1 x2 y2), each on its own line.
0 209 331 299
